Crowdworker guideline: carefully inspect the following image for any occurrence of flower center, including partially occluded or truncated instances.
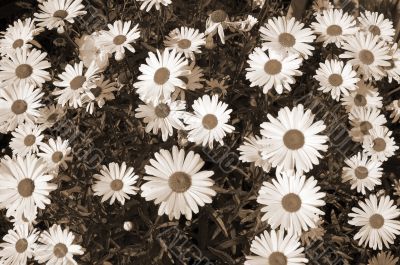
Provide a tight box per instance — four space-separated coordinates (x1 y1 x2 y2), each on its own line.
113 35 127 45
373 138 386 152
354 166 368 179
53 10 68 19
154 67 170 85
70 75 86 90
53 243 68 258
15 64 33 79
283 129 305 150
18 178 35 197
90 86 102 98
47 113 59 123
202 114 218 130
110 179 124 191
269 251 288 265
326 25 342 36
210 10 228 23
264 59 282 75
154 103 170 118
369 25 381 36
24 134 36 146
278 32 296 48
11 100 28 115
328 73 343 86
359 49 374 65
359 121 372 135
354 94 367 106
168 171 192 193
52 151 64 163
369 213 384 229
177 39 192 49
12 39 24 49
281 193 302 212
15 238 28 253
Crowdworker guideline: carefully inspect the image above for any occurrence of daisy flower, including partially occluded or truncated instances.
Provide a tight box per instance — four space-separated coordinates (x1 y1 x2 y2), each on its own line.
387 99 400 123
0 84 43 132
368 252 399 265
172 62 204 100
135 99 186 141
0 224 38 265
238 135 271 172
136 0 172 12
362 126 398 162
97 20 140 61
257 171 326 235
34 0 87 33
312 0 334 14
260 16 316 59
245 229 308 265
314 59 359 101
204 78 229 96
34 224 84 265
359 11 395 43
246 47 302 94
385 43 400 83
340 32 391 80
0 48 50 88
38 137 72 171
10 123 45 156
342 152 383 194
134 48 189 102
0 155 57 221
341 81 383 112
184 94 234 149
92 162 139 205
76 33 110 71
311 9 358 48
349 107 387 142
164 27 205 60
53 61 99 108
205 10 230 44
348 194 400 250
36 104 66 128
260 104 328 173
82 75 118 114
141 146 216 220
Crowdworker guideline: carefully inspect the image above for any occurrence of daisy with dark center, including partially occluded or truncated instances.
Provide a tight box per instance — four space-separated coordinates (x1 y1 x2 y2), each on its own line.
34 224 83 265
164 27 206 60
0 155 57 221
260 104 328 173
183 94 234 149
0 224 38 265
314 59 359 101
387 99 400 123
362 126 398 162
342 152 383 194
341 81 382 112
0 48 50 88
141 146 216 220
312 0 334 14
340 32 391 80
257 171 326 235
349 194 400 250
53 61 99 108
368 252 399 265
359 11 395 43
135 99 186 141
97 20 140 61
136 0 172 12
10 123 44 156
385 43 400 83
36 104 66 128
260 16 316 59
82 75 118 114
238 135 271 172
204 78 229 96
172 62 205 100
205 10 230 44
311 9 358 48
92 162 139 205
349 107 387 142
245 229 308 265
34 0 86 33
134 48 189 102
246 48 302 94
38 137 72 171
0 83 43 132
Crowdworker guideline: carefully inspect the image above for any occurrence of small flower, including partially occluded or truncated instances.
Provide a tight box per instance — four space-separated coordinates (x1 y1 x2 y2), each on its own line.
136 0 172 12
362 126 398 162
385 43 400 83
349 107 387 142
204 78 229 96
38 137 72 171
76 33 110 71
205 10 230 44
359 11 395 43
238 135 271 172
10 123 45 156
312 0 334 14
172 62 204 100
341 81 383 113
387 99 400 123
82 75 118 114
36 104 66 128
368 252 399 265
164 27 205 60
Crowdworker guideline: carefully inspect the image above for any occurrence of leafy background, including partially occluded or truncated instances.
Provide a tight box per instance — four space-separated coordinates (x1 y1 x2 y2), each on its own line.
0 0 400 264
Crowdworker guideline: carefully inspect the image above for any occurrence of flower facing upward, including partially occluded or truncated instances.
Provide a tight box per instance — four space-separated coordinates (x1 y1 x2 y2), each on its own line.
164 27 205 60
36 104 66 128
362 126 398 162
82 75 118 114
38 137 72 171
10 123 45 156
348 107 387 142
341 81 382 113
358 11 395 43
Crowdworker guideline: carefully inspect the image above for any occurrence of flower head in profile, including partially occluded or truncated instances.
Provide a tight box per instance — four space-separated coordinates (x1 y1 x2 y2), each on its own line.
385 43 400 83
136 0 172 12
368 252 399 265
205 10 230 44
76 33 110 71
387 99 400 123
238 135 271 172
